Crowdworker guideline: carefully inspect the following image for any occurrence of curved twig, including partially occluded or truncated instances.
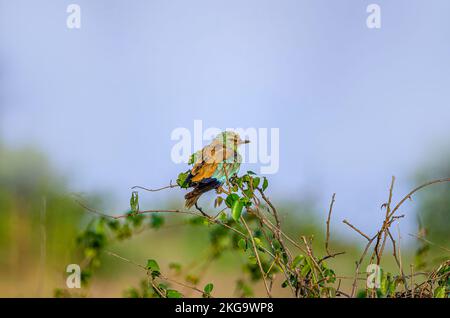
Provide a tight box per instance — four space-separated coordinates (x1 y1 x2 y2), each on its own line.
389 178 450 218
131 180 179 192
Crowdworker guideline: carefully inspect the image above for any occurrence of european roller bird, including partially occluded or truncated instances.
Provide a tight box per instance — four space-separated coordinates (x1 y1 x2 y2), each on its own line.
182 131 250 212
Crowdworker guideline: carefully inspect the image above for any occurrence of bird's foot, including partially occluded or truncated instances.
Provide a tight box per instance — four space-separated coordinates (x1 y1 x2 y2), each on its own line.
195 203 209 217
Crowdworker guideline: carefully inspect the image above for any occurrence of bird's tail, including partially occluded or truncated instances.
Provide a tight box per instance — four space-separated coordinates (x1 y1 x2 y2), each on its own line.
184 178 222 209
184 189 203 209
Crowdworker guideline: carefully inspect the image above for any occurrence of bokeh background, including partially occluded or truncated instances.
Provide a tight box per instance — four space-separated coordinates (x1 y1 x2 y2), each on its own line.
0 0 449 297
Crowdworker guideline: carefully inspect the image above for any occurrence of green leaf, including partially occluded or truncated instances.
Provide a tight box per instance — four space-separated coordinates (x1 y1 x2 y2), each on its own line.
301 263 311 277
146 259 161 278
167 290 183 298
434 286 446 298
323 268 336 284
146 259 160 272
218 211 228 222
439 265 450 275
107 219 120 231
116 223 132 240
305 258 317 283
236 280 254 297
225 193 240 208
252 177 260 188
356 290 366 298
188 154 196 165
248 256 257 265
272 240 282 252
387 279 397 296
169 262 182 273
214 196 224 208
150 214 165 229
126 211 144 227
238 238 247 251
292 255 305 268
204 283 214 294
231 199 244 221
176 171 190 188
189 216 205 226
253 237 262 247
262 177 269 191
380 271 388 295
253 237 265 252
247 171 256 175
243 188 253 198
185 275 199 285
130 191 139 213
240 197 252 207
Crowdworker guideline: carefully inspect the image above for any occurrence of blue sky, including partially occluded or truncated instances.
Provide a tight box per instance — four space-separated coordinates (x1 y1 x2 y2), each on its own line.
1 0 450 239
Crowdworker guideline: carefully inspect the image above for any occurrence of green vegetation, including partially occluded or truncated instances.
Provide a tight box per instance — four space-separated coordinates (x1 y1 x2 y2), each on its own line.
69 170 449 298
0 143 88 296
0 142 448 298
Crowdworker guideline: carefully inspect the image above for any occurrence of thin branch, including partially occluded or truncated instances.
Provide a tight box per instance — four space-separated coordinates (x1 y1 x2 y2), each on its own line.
258 217 308 255
387 229 405 279
343 219 371 241
106 250 205 295
325 193 336 255
301 236 324 278
75 196 250 240
241 217 272 298
247 185 296 266
127 209 202 218
319 251 346 264
131 181 178 192
350 236 376 297
389 178 450 218
320 193 345 263
408 233 450 253
385 176 396 218
74 198 121 219
162 276 205 295
256 188 282 231
106 251 146 270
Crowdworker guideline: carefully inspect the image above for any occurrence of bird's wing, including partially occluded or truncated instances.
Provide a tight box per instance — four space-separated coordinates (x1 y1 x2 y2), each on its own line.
212 154 242 181
190 143 236 183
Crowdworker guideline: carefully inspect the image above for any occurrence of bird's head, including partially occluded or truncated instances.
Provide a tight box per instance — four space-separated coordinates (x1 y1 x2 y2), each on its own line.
215 131 250 150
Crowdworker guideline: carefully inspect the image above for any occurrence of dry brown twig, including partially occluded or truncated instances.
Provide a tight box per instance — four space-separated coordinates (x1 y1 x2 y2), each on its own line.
342 176 450 298
131 180 178 192
325 193 336 255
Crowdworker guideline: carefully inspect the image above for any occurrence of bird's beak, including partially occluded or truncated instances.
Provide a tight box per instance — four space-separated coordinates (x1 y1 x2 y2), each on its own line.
241 139 250 144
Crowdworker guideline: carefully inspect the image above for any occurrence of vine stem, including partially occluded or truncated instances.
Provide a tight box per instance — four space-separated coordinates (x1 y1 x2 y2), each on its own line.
105 251 205 296
241 216 272 298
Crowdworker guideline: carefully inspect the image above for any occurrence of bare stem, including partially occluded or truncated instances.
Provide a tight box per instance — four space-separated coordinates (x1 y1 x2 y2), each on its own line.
241 217 272 298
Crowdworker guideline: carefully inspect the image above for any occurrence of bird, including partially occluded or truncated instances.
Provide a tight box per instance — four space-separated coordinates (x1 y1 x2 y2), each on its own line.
182 131 250 212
